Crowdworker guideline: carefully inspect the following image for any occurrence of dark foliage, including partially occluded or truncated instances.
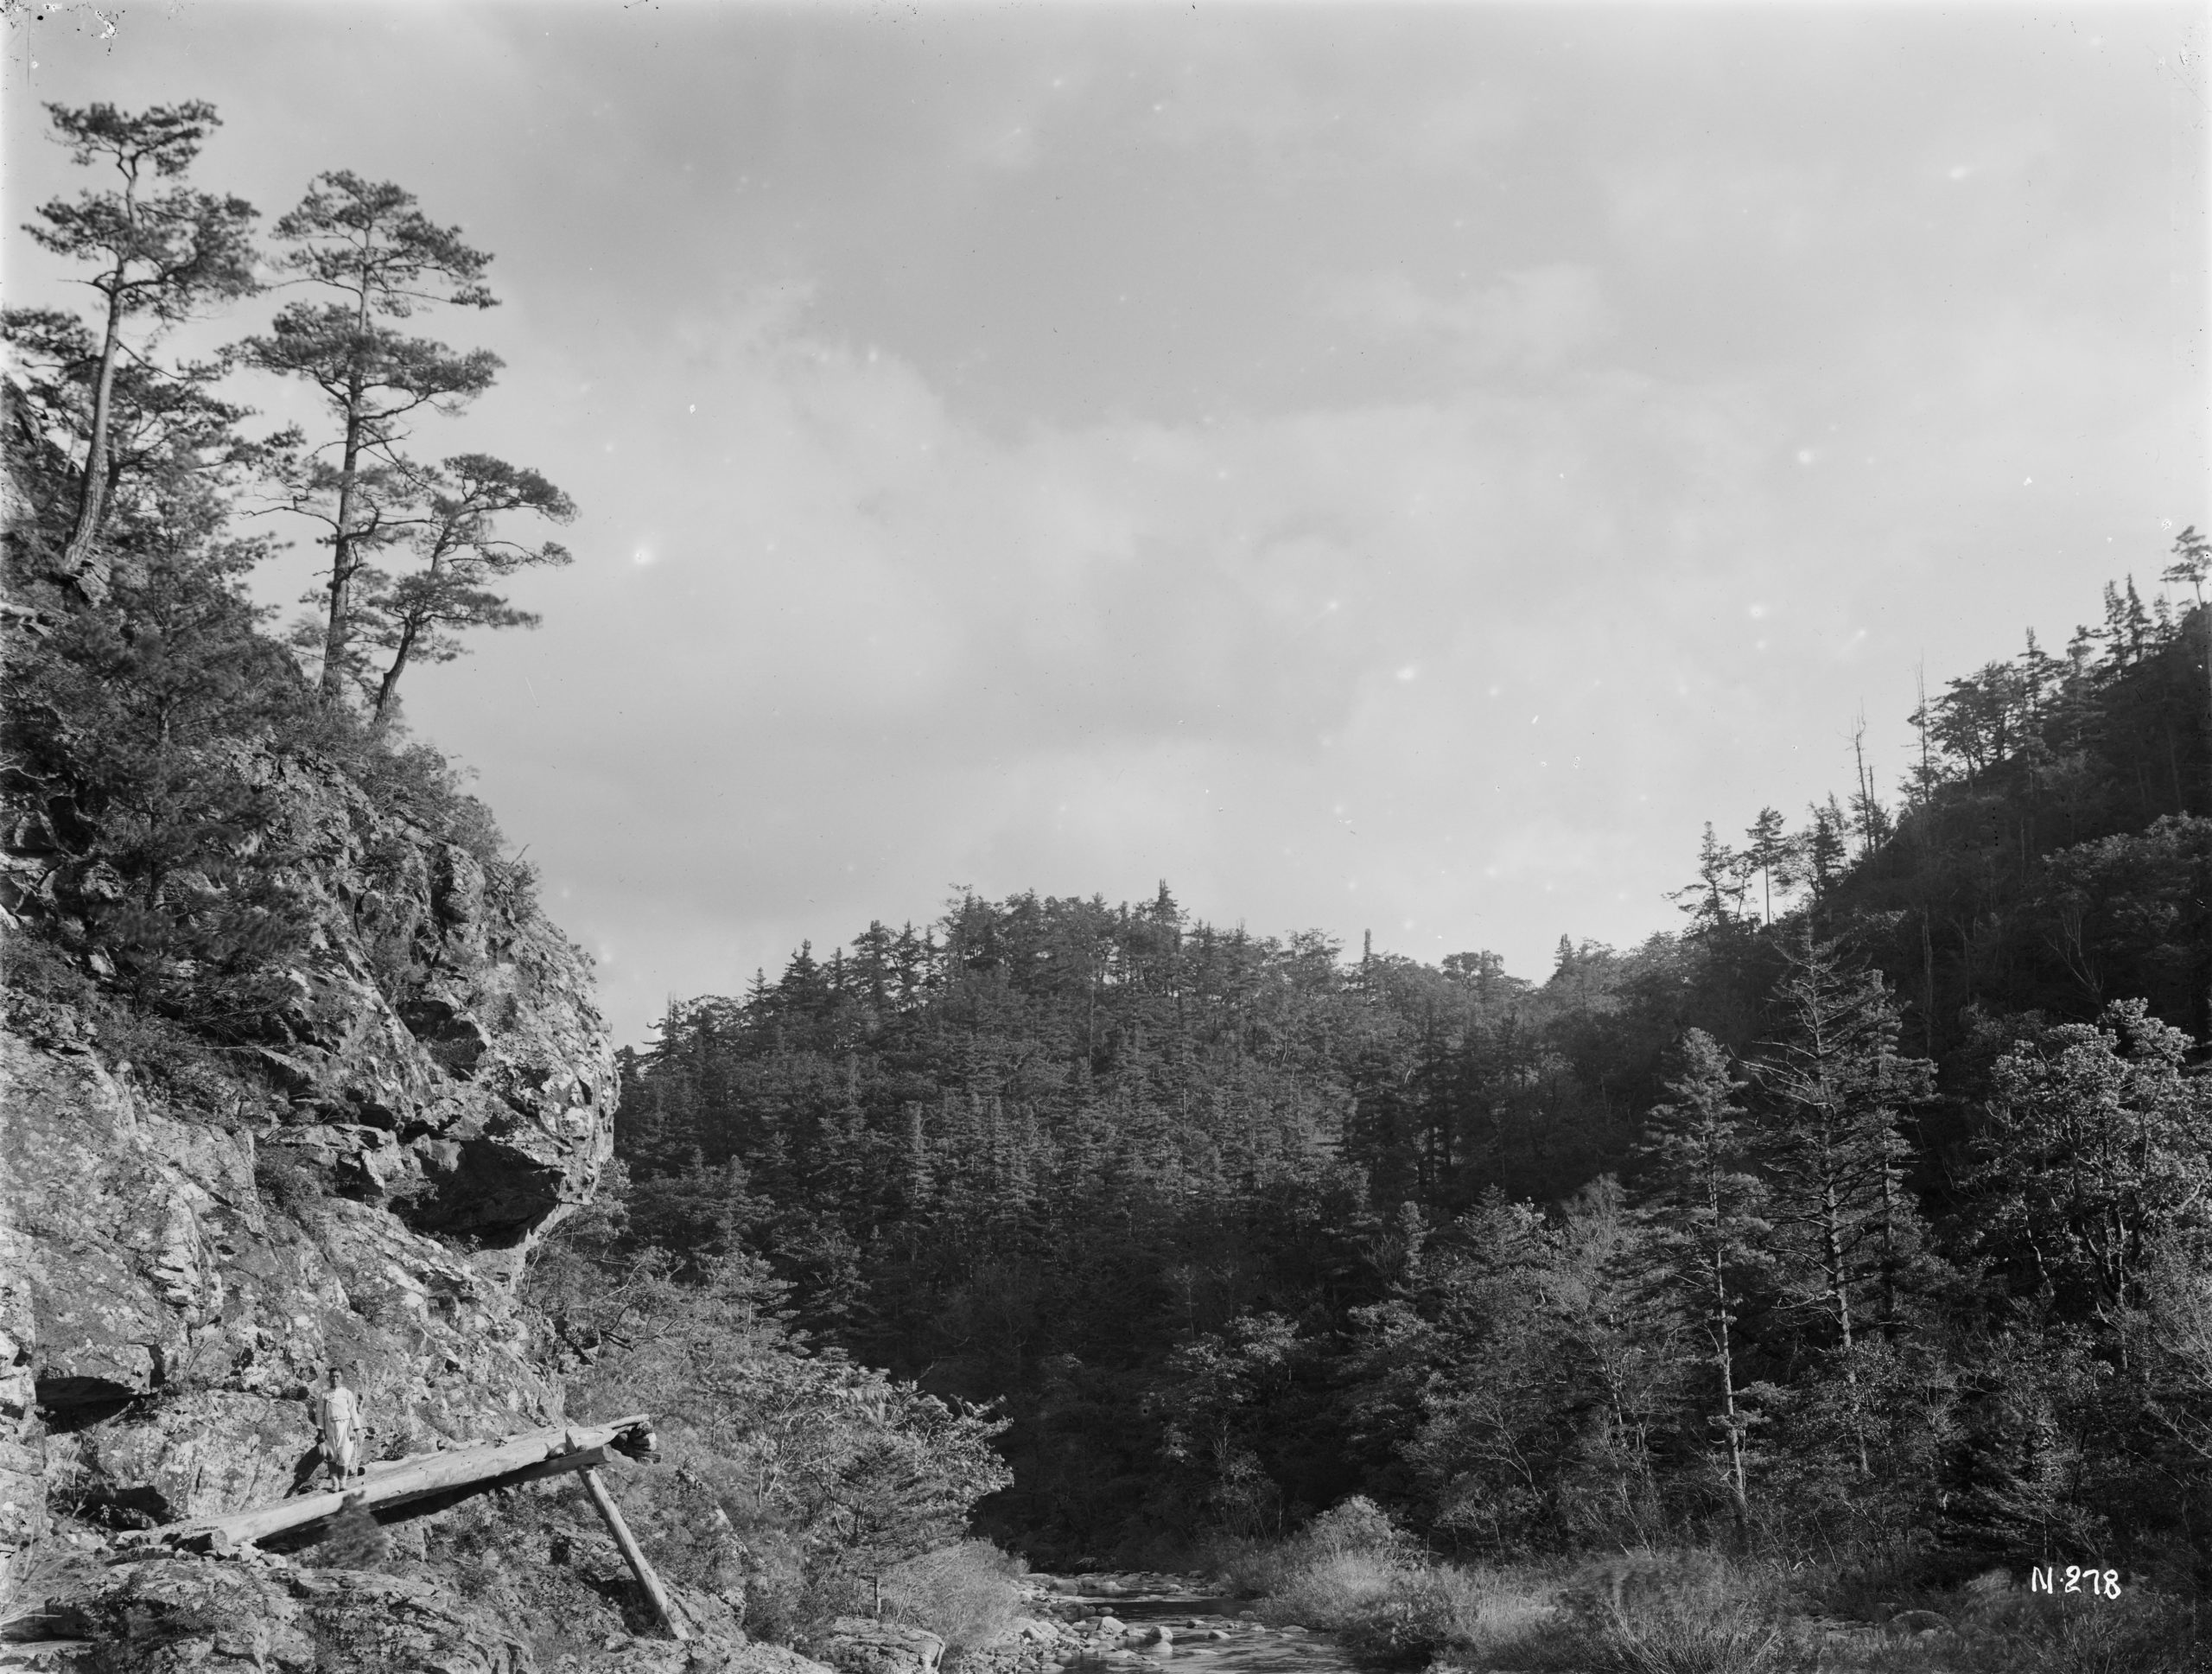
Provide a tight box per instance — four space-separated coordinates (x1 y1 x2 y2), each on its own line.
620 551 2211 1575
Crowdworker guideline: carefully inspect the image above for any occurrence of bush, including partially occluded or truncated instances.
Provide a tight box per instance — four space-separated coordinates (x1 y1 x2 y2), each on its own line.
1555 1550 1798 1674
1241 1498 1484 1664
1301 1494 1414 1561
1332 1562 1488 1662
1918 1585 2202 1674
881 1540 1027 1663
1198 1534 1296 1599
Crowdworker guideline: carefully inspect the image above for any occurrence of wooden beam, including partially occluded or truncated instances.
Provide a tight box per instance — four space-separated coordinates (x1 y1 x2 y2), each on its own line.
126 1415 657 1550
581 1464 690 1642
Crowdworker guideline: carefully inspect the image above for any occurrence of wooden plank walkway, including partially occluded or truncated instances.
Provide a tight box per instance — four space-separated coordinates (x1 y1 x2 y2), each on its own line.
117 1413 688 1640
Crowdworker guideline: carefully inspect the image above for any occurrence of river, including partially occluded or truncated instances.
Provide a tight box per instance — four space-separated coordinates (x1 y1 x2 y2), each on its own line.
1039 1576 1362 1674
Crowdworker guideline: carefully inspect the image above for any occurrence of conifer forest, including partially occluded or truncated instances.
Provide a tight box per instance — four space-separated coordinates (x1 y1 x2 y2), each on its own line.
615 560 2212 1571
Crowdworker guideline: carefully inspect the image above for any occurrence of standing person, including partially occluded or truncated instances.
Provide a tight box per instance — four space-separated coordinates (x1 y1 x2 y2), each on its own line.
314 1369 364 1487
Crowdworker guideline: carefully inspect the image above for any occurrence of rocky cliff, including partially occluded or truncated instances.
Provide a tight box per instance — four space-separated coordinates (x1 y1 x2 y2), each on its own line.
0 722 630 1663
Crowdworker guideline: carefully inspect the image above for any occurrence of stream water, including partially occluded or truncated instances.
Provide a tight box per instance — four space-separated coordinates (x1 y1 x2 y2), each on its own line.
1044 1582 1363 1674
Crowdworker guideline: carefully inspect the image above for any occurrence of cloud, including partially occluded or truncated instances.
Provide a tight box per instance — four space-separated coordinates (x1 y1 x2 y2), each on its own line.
1317 264 1613 372
21 2 2191 1041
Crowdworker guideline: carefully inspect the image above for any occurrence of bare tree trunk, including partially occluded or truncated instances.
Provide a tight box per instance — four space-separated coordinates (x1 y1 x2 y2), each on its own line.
320 259 378 704
320 379 367 703
1711 1242 1751 1545
371 621 417 728
54 286 126 599
1823 1176 1871 1476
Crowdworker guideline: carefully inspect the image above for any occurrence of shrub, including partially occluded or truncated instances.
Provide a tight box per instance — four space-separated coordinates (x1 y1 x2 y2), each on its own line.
1243 1499 1484 1664
1258 1549 1403 1628
1332 1562 1487 1662
1926 1585 2203 1674
1198 1533 1296 1599
1302 1494 1414 1561
1556 1550 1798 1674
881 1540 1027 1663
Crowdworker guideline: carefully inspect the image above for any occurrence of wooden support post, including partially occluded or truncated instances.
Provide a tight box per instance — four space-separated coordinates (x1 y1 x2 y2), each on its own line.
581 1464 689 1642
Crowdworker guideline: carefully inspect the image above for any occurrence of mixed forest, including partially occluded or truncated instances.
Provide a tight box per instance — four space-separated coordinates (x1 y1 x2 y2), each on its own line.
613 550 2212 1582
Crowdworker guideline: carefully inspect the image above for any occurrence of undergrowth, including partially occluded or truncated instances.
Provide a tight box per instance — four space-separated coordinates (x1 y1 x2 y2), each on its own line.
1218 1511 2208 1674
881 1539 1028 1664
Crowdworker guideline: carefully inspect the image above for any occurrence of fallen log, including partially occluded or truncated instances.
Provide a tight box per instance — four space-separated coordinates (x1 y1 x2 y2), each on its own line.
127 1414 657 1550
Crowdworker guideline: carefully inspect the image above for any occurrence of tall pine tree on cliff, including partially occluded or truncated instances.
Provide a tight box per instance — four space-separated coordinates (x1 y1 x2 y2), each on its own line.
17 99 258 601
240 173 572 710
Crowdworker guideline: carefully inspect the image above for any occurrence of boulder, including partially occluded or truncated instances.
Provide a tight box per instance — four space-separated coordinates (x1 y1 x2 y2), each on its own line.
811 1617 946 1674
1890 1609 1950 1635
68 1555 534 1672
591 1640 842 1674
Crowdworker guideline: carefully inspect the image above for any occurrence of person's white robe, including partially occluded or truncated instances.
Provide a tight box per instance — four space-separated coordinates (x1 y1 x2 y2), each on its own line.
315 1384 363 1480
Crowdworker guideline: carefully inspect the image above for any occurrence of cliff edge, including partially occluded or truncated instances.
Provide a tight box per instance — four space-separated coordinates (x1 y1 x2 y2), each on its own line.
2 740 617 1550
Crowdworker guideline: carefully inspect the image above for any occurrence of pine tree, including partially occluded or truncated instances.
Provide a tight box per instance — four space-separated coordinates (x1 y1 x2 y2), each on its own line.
19 99 258 600
1802 796 1850 913
1751 933 1935 1474
1741 807 1802 926
1635 1029 1770 1543
238 172 503 702
357 452 575 724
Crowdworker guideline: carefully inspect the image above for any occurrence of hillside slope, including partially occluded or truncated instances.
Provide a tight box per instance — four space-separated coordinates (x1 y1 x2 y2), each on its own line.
0 468 791 1667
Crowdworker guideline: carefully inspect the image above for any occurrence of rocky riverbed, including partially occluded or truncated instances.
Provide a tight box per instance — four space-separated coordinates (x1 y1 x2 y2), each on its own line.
951 1574 1352 1674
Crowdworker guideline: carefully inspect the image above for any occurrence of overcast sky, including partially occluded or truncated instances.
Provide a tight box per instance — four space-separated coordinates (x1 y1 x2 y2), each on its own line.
7 2 2206 1044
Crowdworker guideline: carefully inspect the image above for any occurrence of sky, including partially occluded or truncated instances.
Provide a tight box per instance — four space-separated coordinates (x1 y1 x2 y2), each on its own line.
5 0 2206 1046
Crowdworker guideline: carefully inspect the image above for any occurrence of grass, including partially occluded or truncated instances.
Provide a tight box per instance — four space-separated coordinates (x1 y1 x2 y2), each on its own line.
1255 1550 1489 1661
1217 1518 2207 1674
1208 1499 1488 1664
881 1539 1029 1665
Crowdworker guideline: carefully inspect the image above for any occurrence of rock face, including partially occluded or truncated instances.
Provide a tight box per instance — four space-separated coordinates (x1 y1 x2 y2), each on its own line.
41 1550 847 1674
0 745 616 1555
71 1556 537 1672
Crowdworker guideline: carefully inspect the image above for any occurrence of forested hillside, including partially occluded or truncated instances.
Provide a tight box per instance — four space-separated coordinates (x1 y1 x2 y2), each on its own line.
617 545 2212 1578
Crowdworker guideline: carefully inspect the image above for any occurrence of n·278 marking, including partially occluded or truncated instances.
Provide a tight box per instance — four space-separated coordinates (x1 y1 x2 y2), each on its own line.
2029 1566 2120 1598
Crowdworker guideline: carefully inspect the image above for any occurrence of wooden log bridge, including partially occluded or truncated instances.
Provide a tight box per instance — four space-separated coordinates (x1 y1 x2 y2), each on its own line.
121 1413 689 1641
